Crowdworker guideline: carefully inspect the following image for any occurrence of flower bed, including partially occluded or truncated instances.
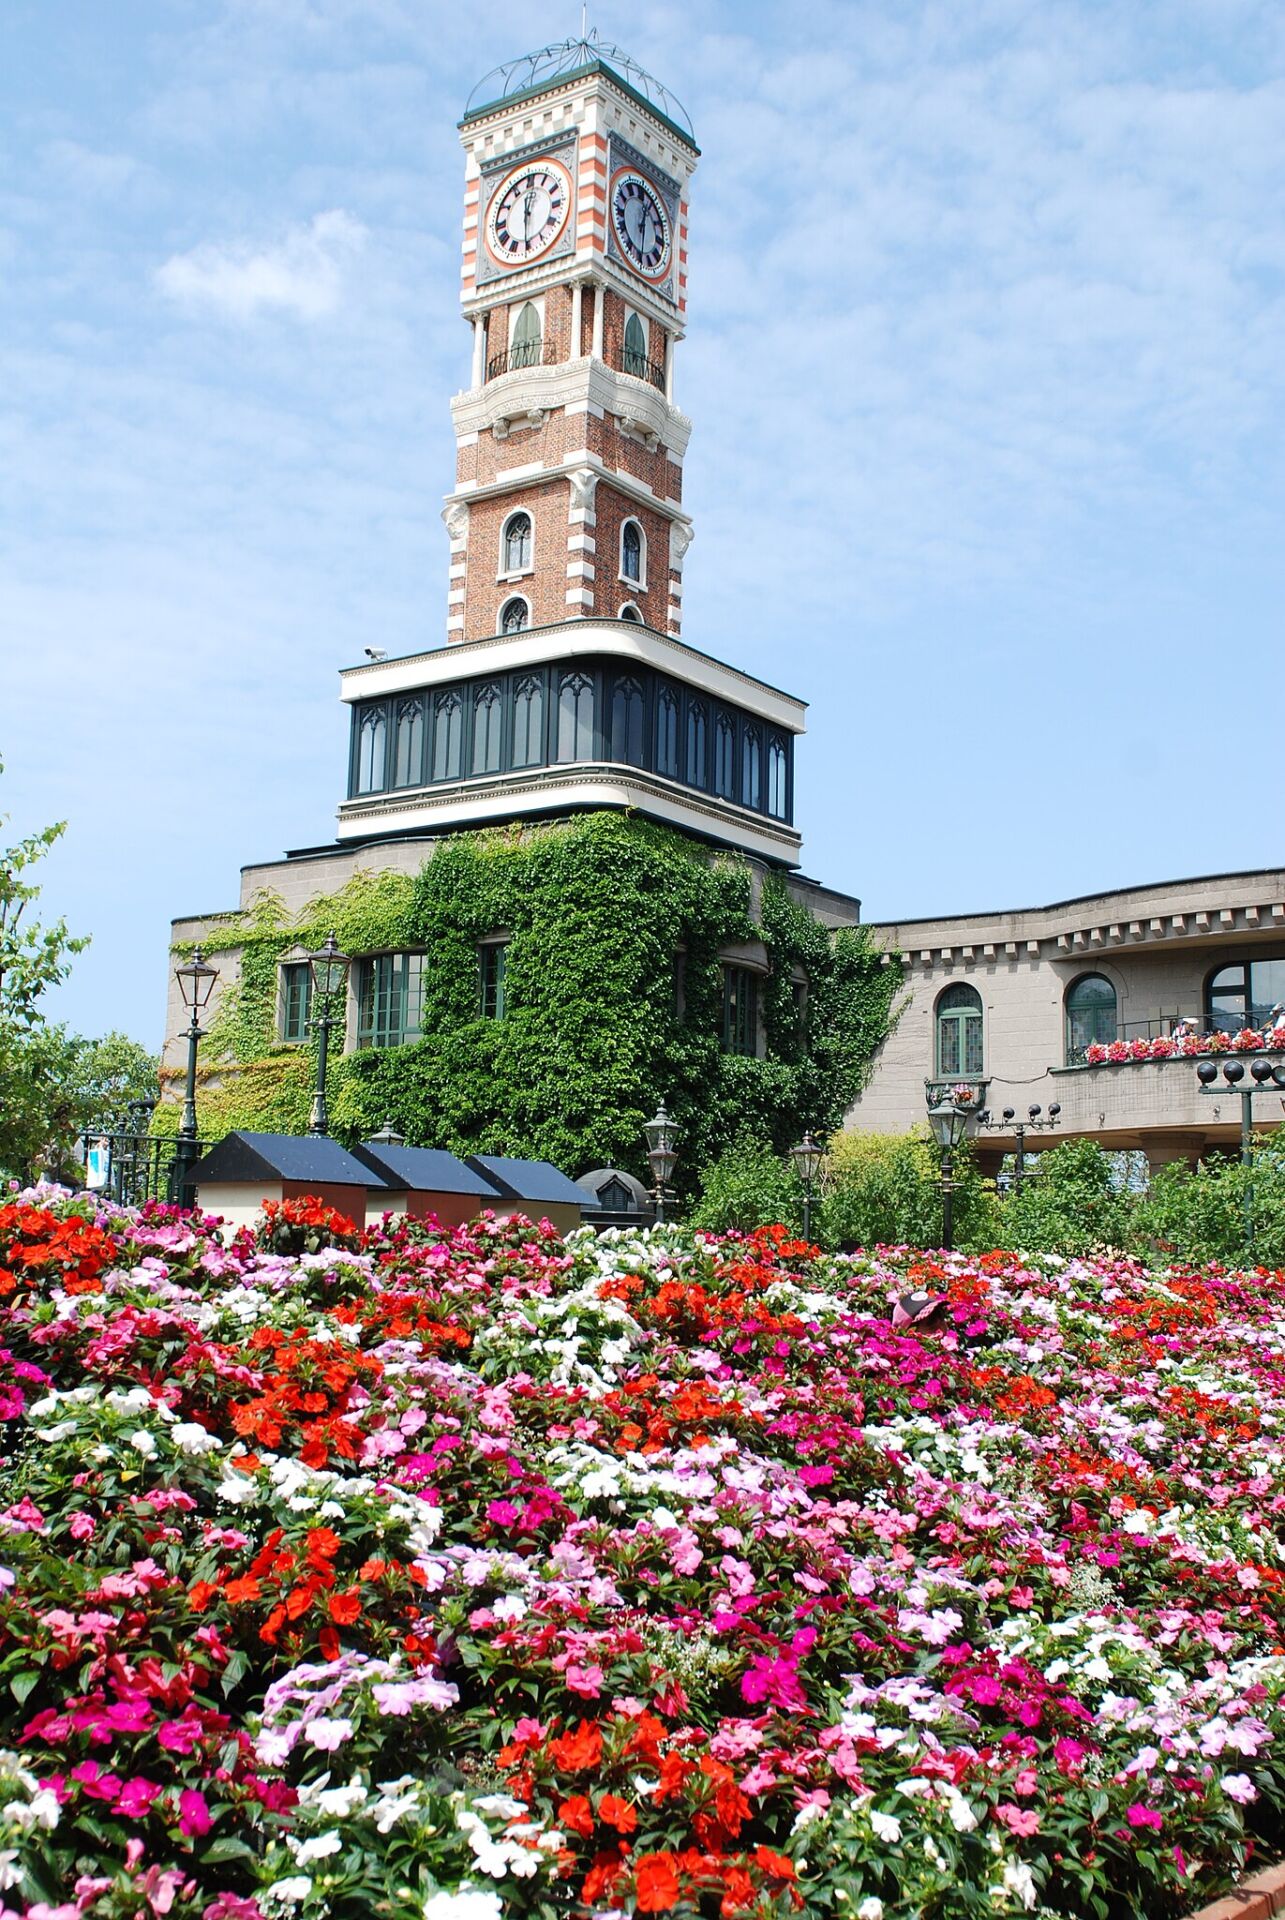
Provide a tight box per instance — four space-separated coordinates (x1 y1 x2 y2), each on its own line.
1083 1026 1285 1065
1 1191 1285 1918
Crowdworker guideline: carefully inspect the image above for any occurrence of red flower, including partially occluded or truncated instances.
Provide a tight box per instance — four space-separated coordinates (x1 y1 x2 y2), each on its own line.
547 1719 602 1772
558 1794 594 1839
328 1590 362 1625
634 1853 682 1913
598 1793 637 1834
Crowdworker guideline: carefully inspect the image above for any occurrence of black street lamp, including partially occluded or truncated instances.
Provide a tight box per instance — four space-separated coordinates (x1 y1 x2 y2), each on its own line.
1196 1056 1285 1256
925 1087 983 1251
306 931 352 1137
173 946 219 1205
643 1102 679 1222
790 1131 824 1242
976 1103 1061 1191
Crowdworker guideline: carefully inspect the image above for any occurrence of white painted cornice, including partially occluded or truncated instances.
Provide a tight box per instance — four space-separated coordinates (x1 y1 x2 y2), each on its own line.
339 618 807 733
336 763 801 868
451 355 691 456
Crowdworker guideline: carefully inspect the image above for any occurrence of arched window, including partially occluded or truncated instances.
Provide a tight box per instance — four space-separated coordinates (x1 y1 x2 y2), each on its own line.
656 687 679 778
619 602 643 623
500 596 529 634
502 511 532 574
356 707 386 794
621 518 644 585
510 301 542 370
1207 957 1285 1034
1066 974 1118 1062
432 691 462 782
713 714 735 798
472 683 502 774
936 983 983 1078
393 698 424 788
741 727 761 810
767 738 788 818
610 677 644 766
686 701 707 789
557 672 596 762
623 311 647 379
512 673 544 768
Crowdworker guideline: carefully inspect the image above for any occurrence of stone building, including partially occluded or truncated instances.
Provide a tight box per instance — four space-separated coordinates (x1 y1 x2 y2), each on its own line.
847 869 1285 1172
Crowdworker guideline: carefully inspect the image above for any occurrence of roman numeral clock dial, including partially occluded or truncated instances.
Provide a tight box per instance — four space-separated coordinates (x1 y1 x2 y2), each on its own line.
610 168 673 282
485 160 572 265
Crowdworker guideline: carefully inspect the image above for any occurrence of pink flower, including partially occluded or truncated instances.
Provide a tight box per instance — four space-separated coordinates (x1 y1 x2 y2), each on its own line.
116 1777 163 1819
1127 1804 1163 1831
994 1803 1040 1837
69 1512 96 1541
178 1787 212 1836
564 1661 605 1697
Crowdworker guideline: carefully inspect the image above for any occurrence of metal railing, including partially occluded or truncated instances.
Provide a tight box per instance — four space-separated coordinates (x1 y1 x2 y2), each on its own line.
622 349 666 392
81 1126 208 1209
486 342 559 379
1066 1009 1285 1067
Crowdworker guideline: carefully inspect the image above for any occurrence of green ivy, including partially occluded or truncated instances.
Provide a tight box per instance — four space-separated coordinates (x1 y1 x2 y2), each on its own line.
165 814 900 1187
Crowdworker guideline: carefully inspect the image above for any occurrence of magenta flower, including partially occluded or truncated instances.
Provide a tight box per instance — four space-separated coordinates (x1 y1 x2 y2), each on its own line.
178 1787 212 1836
115 1776 162 1819
1127 1804 1163 1831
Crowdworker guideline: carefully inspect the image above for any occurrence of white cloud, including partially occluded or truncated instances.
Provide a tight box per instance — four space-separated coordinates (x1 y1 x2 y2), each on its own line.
155 209 367 320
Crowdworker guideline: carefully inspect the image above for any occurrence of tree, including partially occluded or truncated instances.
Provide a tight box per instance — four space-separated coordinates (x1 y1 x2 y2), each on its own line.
0 758 91 1179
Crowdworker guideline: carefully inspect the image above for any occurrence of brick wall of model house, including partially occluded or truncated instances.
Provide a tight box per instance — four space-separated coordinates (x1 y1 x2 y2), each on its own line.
591 482 669 627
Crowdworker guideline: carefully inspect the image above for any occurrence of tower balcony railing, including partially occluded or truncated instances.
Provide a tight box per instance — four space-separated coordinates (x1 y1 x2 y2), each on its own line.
486 341 560 380
622 348 667 392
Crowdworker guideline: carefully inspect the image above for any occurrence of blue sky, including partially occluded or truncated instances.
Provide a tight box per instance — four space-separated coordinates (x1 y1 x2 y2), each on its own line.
4 0 1284 1051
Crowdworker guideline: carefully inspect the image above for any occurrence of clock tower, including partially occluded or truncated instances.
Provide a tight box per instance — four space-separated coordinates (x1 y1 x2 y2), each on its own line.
334 36 807 871
446 35 696 640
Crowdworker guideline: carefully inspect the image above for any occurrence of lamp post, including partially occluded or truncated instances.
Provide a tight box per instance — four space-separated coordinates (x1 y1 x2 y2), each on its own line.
643 1102 680 1222
306 931 352 1137
173 946 219 1206
976 1102 1061 1191
925 1085 983 1251
1196 1056 1285 1257
790 1131 824 1242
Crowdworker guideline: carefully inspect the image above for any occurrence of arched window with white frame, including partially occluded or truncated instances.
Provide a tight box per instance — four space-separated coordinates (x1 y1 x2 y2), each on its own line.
620 518 645 586
618 602 643 623
499 595 530 635
623 311 648 379
502 510 532 575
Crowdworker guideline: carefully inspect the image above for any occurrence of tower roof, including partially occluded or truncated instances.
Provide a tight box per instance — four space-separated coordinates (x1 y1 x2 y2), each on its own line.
463 31 697 149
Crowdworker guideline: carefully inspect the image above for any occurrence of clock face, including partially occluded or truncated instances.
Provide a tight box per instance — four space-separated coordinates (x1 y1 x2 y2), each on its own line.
610 167 673 281
485 159 572 267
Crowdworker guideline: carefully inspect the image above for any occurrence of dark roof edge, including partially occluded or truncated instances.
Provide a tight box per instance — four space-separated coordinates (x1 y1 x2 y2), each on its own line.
460 58 700 154
868 865 1285 933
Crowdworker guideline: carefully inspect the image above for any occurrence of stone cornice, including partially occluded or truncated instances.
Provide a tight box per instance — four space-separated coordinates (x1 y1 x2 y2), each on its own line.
451 356 692 458
335 763 803 867
339 618 807 731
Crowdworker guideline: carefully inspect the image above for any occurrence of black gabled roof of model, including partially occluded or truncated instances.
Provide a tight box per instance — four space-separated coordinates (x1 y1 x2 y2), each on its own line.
189 1131 392 1188
465 1154 598 1207
350 1143 499 1197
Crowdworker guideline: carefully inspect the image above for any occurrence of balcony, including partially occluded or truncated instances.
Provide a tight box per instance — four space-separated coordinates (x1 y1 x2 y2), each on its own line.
622 348 666 392
486 342 559 380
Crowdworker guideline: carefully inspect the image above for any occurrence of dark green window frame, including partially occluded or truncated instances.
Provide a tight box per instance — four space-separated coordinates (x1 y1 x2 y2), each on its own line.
357 953 424 1050
935 982 983 1077
479 944 507 1020
722 965 758 1056
280 963 312 1044
1065 973 1117 1062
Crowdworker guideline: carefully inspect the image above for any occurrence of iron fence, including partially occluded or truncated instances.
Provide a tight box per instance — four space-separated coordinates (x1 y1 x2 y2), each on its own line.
81 1127 207 1209
622 349 666 391
486 342 559 379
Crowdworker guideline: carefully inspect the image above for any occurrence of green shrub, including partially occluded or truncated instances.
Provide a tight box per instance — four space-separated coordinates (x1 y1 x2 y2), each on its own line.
996 1138 1134 1256
1133 1142 1285 1268
821 1128 997 1252
691 1130 803 1235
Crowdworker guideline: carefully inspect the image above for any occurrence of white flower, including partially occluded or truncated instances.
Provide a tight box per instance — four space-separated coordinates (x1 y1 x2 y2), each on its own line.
295 1830 342 1865
857 1902 884 1920
869 1811 901 1842
1000 1860 1037 1910
127 1430 157 1458
171 1422 222 1454
1222 1772 1258 1804
265 1880 313 1907
215 1476 259 1506
423 1889 504 1920
492 1593 527 1622
304 1716 354 1751
316 1781 368 1818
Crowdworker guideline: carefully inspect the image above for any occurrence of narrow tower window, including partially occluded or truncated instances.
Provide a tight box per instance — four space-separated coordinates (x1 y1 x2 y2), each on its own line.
432 692 462 781
557 672 596 761
502 510 532 574
610 677 645 767
356 707 386 794
510 301 542 370
472 683 502 774
500 596 530 634
512 673 545 768
393 698 425 788
624 311 648 379
621 519 644 585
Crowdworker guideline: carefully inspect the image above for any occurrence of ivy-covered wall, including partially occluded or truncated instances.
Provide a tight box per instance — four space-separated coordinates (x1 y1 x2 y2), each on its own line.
163 814 901 1188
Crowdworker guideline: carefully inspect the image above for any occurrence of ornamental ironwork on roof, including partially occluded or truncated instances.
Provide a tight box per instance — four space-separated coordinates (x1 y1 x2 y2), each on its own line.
463 31 696 146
